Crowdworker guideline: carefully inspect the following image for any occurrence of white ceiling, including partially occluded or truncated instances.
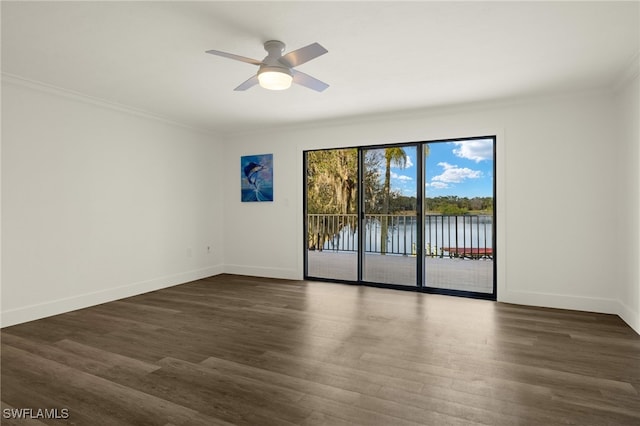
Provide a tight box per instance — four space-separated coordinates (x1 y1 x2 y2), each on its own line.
2 1 638 135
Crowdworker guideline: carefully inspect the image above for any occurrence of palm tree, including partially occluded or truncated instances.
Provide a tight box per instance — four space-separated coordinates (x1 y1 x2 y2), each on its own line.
380 147 407 254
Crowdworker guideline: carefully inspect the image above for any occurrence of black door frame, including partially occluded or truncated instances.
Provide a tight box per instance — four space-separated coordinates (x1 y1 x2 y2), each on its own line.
304 136 496 301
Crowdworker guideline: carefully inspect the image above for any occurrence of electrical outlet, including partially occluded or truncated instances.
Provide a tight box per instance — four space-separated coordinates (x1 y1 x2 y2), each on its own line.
207 246 211 254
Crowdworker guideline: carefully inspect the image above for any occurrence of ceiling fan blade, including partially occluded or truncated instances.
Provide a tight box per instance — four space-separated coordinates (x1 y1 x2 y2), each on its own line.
291 70 329 92
279 42 328 68
234 75 259 91
205 49 262 66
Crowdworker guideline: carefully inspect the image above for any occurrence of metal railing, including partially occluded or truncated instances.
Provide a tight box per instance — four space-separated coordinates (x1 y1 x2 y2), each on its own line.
307 213 493 259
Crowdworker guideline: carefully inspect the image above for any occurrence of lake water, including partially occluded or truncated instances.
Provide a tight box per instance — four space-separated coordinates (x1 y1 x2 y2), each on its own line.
319 215 493 255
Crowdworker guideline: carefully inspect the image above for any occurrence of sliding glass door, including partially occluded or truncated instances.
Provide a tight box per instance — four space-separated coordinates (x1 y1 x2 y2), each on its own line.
305 148 358 281
304 136 495 299
362 146 419 286
423 139 495 294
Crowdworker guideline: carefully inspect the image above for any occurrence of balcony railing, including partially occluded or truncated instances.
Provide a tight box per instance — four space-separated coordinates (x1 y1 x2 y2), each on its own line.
308 213 493 259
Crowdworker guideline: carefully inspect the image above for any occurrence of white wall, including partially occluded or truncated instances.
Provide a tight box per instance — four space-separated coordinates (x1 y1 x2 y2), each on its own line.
616 68 640 332
1 79 224 327
3 75 637 333
224 91 628 320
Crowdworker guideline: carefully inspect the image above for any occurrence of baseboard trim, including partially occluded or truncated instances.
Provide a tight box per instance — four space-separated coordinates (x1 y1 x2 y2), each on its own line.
618 299 640 335
500 289 620 315
500 289 640 335
1 265 224 328
223 264 300 281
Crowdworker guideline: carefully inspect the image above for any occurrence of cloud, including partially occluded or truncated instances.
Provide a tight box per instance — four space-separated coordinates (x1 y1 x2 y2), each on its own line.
405 155 414 168
391 171 413 181
427 181 449 189
452 139 493 162
432 162 482 184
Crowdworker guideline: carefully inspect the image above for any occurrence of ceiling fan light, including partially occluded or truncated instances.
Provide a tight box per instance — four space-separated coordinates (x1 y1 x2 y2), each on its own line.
258 70 293 90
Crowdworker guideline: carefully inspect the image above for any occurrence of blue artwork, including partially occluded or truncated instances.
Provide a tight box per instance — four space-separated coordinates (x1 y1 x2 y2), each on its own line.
241 154 273 202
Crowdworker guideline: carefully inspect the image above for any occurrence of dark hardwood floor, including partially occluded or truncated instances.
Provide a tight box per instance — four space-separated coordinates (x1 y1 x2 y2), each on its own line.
2 274 640 425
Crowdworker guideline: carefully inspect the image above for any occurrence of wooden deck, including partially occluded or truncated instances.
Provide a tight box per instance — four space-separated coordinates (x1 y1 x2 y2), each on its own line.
307 251 493 294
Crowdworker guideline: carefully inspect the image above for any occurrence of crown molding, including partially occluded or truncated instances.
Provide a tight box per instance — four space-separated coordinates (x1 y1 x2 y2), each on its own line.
1 72 219 137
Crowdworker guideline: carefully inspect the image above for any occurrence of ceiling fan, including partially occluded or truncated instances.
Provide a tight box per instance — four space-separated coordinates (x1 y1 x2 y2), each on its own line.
206 40 329 92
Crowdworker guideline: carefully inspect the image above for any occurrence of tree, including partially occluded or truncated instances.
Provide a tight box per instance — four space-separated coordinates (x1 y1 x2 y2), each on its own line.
306 149 357 215
380 147 407 254
363 150 384 213
306 149 359 250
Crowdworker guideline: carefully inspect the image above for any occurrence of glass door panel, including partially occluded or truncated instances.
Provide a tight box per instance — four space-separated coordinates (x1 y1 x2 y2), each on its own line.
305 149 358 281
362 146 418 286
423 139 495 294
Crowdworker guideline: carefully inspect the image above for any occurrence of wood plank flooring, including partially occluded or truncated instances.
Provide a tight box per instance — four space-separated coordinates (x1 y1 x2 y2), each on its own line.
2 274 640 425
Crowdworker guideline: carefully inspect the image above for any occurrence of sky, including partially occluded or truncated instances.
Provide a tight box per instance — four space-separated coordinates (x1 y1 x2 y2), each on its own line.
388 138 494 198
